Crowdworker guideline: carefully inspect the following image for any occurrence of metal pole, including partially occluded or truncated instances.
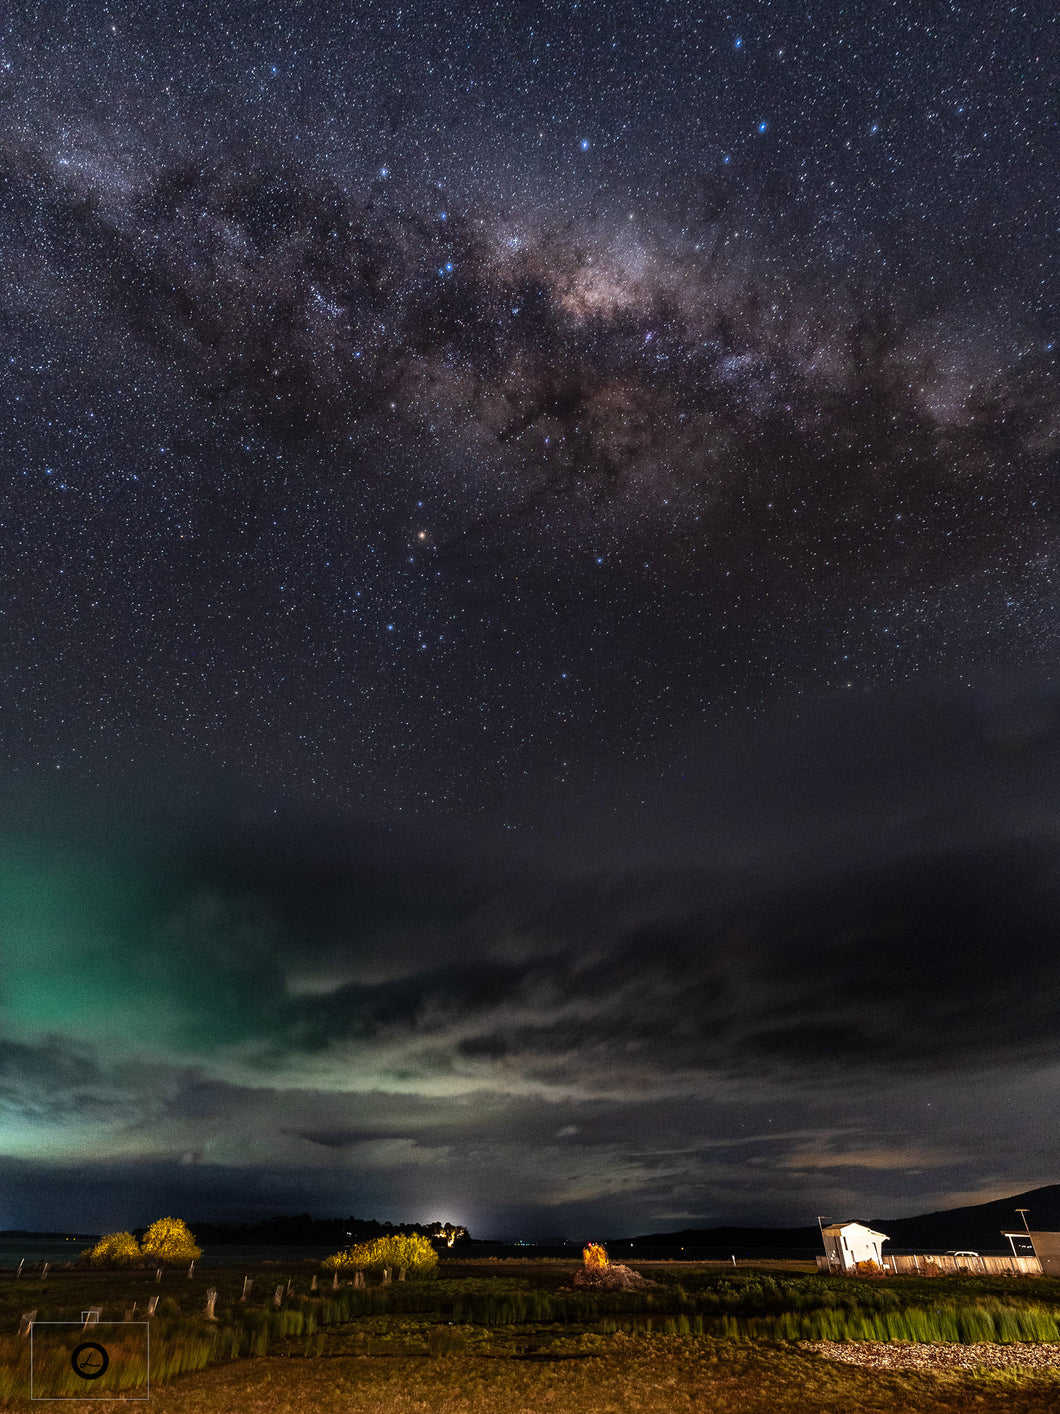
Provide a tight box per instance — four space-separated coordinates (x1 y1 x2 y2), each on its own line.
1016 1209 1031 1233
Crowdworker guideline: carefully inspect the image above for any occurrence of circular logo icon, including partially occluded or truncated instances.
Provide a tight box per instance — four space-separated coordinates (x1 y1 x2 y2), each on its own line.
71 1341 109 1379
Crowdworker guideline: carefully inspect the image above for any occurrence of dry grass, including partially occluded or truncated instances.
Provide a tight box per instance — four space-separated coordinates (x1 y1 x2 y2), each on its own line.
16 1340 1060 1414
7 1262 1060 1412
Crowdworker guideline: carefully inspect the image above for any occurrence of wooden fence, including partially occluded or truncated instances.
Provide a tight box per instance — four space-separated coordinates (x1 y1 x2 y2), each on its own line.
816 1254 1042 1276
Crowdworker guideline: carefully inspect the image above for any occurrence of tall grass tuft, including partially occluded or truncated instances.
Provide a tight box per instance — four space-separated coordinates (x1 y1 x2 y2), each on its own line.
723 1300 1060 1344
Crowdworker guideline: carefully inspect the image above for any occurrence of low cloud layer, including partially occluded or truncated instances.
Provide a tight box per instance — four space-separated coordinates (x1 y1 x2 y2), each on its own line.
2 686 1057 1235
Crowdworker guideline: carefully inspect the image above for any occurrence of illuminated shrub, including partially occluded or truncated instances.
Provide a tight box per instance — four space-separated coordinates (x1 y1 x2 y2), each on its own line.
83 1231 143 1267
583 1242 610 1271
140 1217 203 1263
323 1232 439 1277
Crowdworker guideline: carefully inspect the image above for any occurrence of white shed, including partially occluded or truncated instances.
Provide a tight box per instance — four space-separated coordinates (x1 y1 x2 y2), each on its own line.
821 1221 889 1272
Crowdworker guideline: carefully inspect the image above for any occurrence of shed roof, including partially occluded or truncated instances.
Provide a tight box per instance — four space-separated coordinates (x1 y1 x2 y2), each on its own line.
821 1221 890 1240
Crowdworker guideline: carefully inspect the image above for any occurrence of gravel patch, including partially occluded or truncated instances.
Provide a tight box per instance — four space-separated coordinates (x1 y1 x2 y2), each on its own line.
804 1340 1060 1372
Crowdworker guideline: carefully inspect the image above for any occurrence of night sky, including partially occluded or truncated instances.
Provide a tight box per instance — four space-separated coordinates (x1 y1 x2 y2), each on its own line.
1 0 1057 1240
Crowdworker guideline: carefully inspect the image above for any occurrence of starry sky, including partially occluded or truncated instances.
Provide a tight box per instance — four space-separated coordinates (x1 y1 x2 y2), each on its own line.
0 0 1057 1239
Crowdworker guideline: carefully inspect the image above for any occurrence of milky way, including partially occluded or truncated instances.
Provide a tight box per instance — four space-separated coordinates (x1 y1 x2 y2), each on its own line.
1 0 1058 1238
9 128 1057 581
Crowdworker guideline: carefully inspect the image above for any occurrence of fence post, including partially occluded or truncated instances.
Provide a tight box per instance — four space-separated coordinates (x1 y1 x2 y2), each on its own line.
41 1263 48 1280
156 1268 163 1282
273 1285 284 1308
381 1268 391 1285
205 1289 217 1320
241 1276 253 1301
188 1261 195 1279
353 1270 364 1289
332 1271 339 1290
398 1267 406 1281
310 1274 317 1291
286 1279 294 1296
147 1296 159 1316
15 1259 24 1280
19 1311 36 1337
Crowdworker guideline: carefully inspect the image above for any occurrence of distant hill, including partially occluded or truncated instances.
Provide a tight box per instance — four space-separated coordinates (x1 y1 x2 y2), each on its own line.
626 1184 1060 1254
625 1224 820 1250
0 1230 99 1241
866 1184 1060 1252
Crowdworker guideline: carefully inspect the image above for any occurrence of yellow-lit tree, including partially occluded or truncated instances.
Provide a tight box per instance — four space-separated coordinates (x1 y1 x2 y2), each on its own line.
323 1232 438 1277
140 1217 202 1264
83 1231 143 1267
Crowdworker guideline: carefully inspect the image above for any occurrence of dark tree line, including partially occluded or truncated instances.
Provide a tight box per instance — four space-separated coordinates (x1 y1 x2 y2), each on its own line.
189 1213 471 1246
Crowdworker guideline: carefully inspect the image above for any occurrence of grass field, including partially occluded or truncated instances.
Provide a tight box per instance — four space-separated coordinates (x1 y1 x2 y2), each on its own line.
3 1258 1060 1411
